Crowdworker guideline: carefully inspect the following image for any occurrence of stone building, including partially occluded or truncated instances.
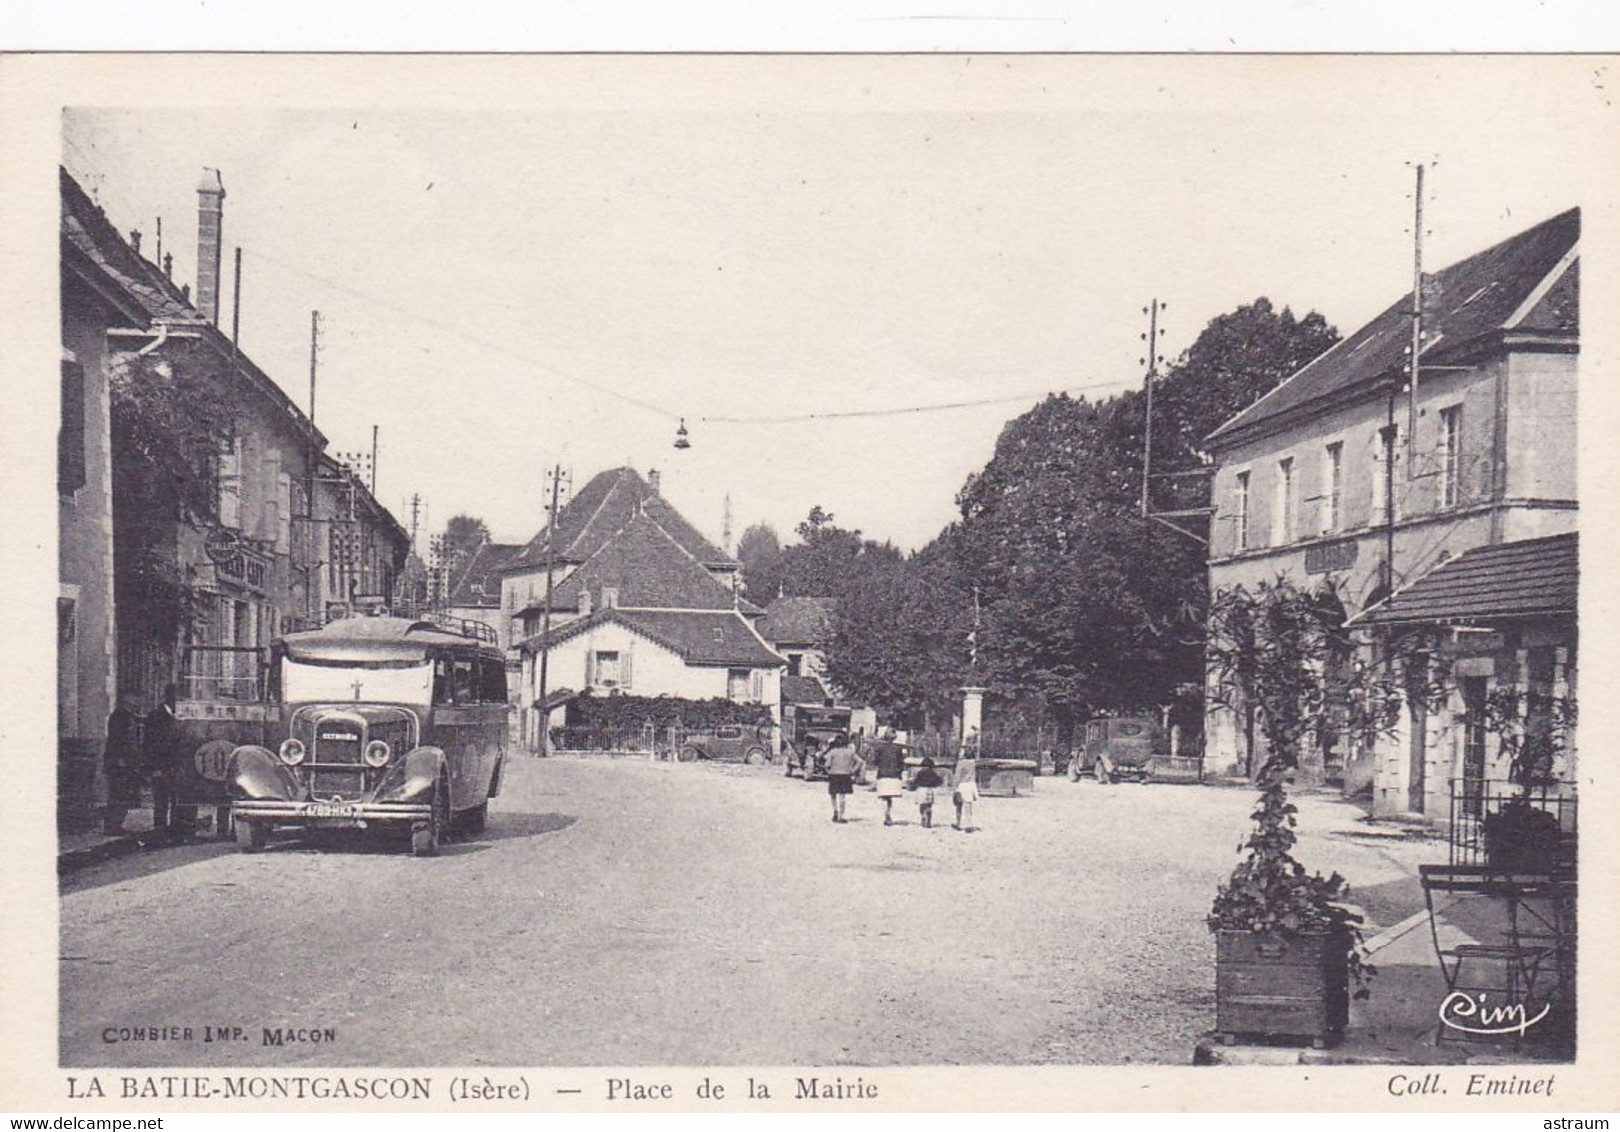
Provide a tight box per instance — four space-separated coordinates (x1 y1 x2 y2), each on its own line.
1202 206 1578 816
57 166 409 827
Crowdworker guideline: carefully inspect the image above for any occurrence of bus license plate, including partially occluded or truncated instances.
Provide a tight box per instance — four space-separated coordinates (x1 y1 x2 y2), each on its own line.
308 802 359 819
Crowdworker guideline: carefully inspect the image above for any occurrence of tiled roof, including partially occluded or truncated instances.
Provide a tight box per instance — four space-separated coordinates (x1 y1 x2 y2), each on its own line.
782 674 833 705
758 596 836 646
504 466 736 571
1354 533 1577 627
61 166 200 323
447 542 523 608
60 167 334 454
1207 208 1580 447
545 514 745 613
522 608 784 667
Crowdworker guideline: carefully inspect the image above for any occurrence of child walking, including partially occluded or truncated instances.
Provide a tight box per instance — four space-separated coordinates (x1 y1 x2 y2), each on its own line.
951 747 980 833
912 756 944 829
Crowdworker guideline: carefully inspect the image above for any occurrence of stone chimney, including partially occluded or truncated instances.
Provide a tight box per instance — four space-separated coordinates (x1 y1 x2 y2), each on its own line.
647 468 661 495
129 228 142 255
195 168 226 322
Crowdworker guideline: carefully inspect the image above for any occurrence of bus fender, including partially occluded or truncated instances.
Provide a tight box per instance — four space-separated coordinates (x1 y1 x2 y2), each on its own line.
229 745 299 801
375 746 447 804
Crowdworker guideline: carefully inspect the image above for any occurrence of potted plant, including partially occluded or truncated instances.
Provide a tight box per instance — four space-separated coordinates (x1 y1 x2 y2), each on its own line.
1206 580 1386 1046
1480 687 1577 873
1207 781 1371 1046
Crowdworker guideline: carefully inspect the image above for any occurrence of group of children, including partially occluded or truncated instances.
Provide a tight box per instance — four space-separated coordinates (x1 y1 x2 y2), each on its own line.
815 728 979 832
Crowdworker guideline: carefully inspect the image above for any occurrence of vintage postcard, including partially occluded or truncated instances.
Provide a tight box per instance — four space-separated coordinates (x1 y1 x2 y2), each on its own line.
1 51 1618 1114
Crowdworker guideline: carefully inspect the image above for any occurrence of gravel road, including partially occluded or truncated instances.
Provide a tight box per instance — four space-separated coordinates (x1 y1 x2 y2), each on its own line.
60 756 1434 1067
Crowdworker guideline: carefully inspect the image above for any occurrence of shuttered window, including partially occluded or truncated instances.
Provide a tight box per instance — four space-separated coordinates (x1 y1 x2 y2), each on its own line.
59 357 86 495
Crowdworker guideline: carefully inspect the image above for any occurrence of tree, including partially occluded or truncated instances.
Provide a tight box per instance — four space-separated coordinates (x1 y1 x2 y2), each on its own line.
441 514 490 572
110 343 238 646
735 521 783 599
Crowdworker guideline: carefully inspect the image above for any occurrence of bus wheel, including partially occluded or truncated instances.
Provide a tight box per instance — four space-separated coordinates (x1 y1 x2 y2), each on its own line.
744 747 768 767
460 801 488 836
213 805 235 841
234 819 268 853
677 746 701 763
1094 762 1111 786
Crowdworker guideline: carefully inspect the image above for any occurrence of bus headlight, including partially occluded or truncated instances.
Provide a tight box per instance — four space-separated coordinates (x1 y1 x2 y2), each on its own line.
278 737 306 766
363 739 391 768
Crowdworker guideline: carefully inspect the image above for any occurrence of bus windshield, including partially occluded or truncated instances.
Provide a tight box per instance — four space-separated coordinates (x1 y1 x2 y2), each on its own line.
282 658 433 705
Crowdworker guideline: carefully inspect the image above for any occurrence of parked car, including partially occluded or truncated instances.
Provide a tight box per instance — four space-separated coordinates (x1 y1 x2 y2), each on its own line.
1069 716 1160 784
228 613 508 856
677 723 772 765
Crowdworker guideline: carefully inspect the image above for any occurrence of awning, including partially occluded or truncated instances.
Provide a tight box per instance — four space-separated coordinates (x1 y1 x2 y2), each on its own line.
1352 533 1576 628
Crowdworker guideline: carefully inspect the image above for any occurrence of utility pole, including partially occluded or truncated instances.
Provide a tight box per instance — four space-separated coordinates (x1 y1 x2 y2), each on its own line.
306 310 322 616
1407 163 1426 475
1139 299 1166 517
722 492 733 555
535 465 570 756
231 247 243 352
370 424 379 494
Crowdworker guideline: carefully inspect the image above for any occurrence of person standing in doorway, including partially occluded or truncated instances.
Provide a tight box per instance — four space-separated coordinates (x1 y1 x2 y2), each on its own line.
952 740 980 833
871 726 906 826
102 695 143 835
824 734 864 823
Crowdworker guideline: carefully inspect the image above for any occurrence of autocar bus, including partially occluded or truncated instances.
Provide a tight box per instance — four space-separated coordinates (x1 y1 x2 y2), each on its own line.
227 613 509 856
781 702 853 779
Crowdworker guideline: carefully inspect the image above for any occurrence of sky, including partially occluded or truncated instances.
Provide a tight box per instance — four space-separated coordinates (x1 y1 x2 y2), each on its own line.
60 56 1610 553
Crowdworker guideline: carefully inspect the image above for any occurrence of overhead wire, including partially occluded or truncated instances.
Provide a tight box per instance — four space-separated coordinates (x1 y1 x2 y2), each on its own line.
240 244 1138 430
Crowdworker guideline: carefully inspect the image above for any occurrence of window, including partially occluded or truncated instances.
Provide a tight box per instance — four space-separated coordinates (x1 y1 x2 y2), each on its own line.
787 652 803 677
728 668 751 702
1274 457 1295 545
1233 471 1250 551
218 435 242 529
478 657 508 704
59 357 86 495
452 659 477 703
601 586 619 609
1440 404 1463 509
1372 425 1399 523
1322 442 1343 533
595 650 621 689
578 591 592 616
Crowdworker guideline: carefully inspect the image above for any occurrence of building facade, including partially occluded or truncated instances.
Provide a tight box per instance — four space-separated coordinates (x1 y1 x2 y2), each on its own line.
1203 207 1578 817
58 166 410 828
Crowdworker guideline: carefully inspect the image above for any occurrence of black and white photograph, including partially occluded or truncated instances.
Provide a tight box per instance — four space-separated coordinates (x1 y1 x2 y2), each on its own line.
4 42 1618 1114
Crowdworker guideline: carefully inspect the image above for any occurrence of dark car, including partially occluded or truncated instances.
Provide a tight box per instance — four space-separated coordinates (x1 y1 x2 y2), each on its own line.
1069 716 1160 784
677 723 772 766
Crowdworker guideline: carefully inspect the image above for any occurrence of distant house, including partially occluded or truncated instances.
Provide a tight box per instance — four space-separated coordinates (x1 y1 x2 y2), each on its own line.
1203 207 1578 819
446 540 523 649
757 596 835 681
759 596 878 736
445 540 524 700
503 467 784 749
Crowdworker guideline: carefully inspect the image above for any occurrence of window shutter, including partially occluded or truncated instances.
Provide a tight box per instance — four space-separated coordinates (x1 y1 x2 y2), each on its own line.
585 650 595 688
58 358 86 495
218 436 242 529
751 669 764 702
622 648 634 692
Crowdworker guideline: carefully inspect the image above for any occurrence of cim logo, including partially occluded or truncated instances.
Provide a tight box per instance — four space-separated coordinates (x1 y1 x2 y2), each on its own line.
1438 990 1550 1037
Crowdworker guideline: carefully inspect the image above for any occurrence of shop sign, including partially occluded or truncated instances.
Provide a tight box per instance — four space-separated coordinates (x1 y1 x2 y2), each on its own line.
1305 538 1358 575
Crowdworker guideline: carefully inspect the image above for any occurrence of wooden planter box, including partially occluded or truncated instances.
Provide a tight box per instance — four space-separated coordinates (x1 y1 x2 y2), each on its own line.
1214 930 1349 1047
